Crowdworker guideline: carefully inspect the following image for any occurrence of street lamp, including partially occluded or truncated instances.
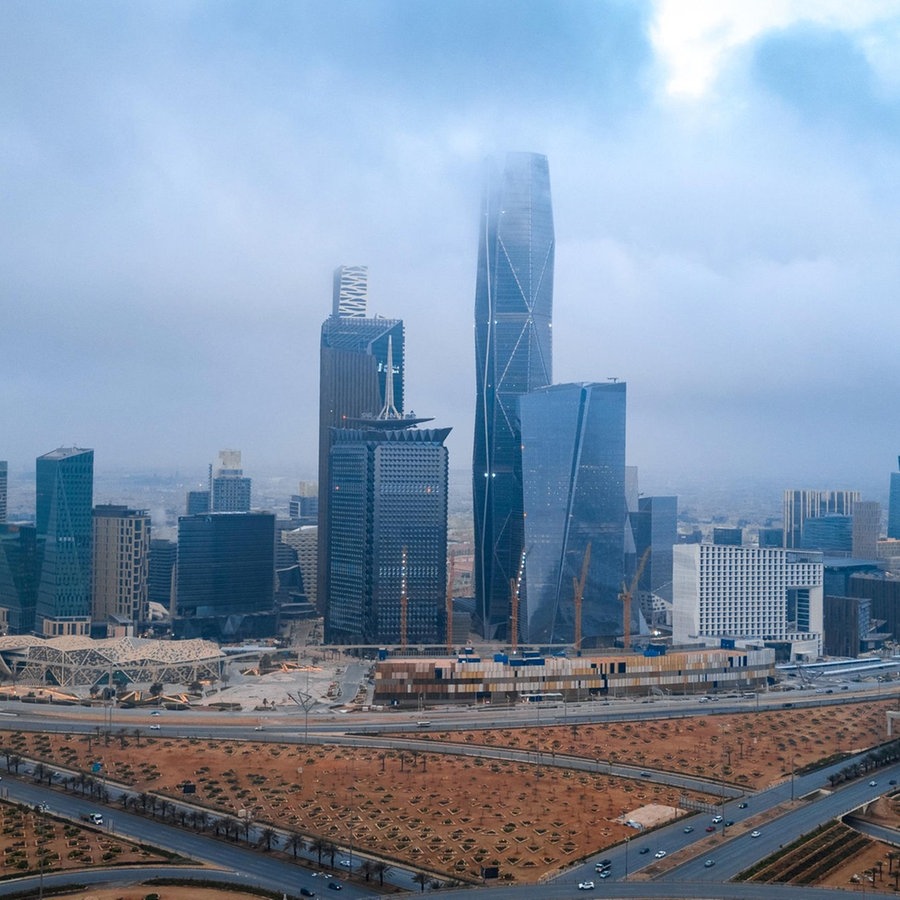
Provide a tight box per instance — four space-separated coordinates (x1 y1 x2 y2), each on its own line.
624 837 629 881
791 755 798 801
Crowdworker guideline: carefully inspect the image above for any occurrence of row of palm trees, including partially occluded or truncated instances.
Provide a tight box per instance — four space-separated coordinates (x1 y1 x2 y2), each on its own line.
826 737 900 786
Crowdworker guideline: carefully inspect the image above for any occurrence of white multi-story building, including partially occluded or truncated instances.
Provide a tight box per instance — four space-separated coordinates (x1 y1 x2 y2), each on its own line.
673 544 824 660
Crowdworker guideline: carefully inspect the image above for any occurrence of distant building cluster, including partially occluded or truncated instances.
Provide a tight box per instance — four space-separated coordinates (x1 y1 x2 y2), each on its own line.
2 151 900 686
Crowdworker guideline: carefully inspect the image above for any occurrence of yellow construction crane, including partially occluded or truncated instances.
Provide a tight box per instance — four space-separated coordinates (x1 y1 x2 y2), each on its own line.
620 547 651 651
573 542 592 655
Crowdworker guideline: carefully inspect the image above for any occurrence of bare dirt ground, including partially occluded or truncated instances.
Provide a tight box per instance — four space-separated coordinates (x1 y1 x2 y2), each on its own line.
1 698 898 886
37 889 267 900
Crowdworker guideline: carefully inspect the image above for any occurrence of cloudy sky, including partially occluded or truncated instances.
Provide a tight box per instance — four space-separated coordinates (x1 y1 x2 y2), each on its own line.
4 1 900 498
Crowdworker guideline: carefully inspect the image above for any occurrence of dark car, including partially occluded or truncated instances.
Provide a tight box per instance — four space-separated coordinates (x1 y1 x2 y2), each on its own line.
327 884 342 892
738 802 748 809
300 890 316 898
724 820 734 827
639 846 650 854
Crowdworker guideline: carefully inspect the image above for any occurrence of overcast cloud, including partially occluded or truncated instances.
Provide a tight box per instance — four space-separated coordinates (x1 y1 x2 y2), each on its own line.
3 1 900 498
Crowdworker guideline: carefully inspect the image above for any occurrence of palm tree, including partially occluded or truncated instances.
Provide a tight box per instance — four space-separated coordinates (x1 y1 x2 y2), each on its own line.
310 836 328 866
288 833 306 858
412 872 429 892
373 862 391 886
325 840 337 869
359 860 376 882
260 827 277 851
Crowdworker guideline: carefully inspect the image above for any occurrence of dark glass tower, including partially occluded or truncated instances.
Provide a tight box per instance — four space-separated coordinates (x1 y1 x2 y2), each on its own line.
175 512 275 639
473 152 554 640
326 423 450 645
35 447 94 634
889 457 900 539
519 383 626 644
317 267 404 617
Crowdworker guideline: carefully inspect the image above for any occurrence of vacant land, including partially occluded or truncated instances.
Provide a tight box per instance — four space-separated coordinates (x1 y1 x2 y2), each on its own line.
0 698 896 885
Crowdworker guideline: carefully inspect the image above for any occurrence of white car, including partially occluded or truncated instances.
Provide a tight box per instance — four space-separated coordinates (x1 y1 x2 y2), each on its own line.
577 881 595 890
339 859 352 867
750 830 761 838
150 710 161 716
654 850 666 859
149 724 161 730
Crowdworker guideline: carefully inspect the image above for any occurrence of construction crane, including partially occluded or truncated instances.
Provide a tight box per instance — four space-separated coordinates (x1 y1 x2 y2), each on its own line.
509 548 527 653
400 546 409 654
620 547 651 651
446 552 457 656
573 542 592 655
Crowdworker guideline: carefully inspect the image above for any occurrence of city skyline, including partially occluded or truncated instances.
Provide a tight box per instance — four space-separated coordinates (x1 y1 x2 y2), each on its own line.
3 3 900 489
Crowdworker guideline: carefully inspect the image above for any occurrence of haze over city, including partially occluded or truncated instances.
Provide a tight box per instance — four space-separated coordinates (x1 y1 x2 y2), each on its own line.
4 1 900 493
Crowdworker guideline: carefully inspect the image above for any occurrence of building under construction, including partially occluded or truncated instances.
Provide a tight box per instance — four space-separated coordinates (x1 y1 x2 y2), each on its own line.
372 645 774 707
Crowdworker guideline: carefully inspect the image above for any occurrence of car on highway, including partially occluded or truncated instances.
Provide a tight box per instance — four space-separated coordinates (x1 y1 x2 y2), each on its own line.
150 710 161 716
890 779 897 785
654 850 666 859
300 890 315 898
705 825 716 832
327 883 342 891
577 881 594 890
869 780 878 787
704 859 715 868
724 820 734 827
638 847 650 854
751 830 761 838
339 859 351 867
599 870 611 879
738 801 748 808
595 859 611 871
254 725 264 731
711 815 723 824
683 825 694 833
149 724 160 730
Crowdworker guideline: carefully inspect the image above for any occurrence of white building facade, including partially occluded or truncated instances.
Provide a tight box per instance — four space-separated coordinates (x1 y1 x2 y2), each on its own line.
673 544 824 660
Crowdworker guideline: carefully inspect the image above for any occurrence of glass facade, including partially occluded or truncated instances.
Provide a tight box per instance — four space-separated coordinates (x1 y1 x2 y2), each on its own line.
473 152 554 639
176 512 275 619
889 462 900 539
318 311 404 616
520 382 626 644
327 426 449 645
35 447 94 628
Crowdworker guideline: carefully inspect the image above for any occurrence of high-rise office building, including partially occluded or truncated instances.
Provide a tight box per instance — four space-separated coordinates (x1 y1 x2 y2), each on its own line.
35 447 94 636
318 268 404 615
280 525 318 610
91 505 150 631
289 481 318 526
634 495 678 627
519 382 625 644
186 490 210 516
175 512 276 640
0 461 7 524
148 538 177 614
713 527 743 546
852 501 881 559
326 423 450 645
889 458 900 539
673 544 824 658
473 152 554 639
0 524 42 634
783 489 859 549
210 450 251 512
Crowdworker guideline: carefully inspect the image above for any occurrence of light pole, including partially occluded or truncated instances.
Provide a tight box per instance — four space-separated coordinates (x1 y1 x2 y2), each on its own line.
791 755 798 801
624 837 629 881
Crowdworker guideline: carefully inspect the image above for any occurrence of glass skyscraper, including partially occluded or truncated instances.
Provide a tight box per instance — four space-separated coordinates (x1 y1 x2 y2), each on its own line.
473 152 554 640
318 267 404 618
889 458 900 539
327 424 450 645
35 447 94 635
519 382 626 645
